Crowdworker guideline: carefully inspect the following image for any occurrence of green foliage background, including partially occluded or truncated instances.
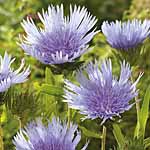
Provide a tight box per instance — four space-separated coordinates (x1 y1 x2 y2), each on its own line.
0 0 150 150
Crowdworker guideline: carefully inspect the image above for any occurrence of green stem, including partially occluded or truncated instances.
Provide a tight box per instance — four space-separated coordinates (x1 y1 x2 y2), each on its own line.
131 73 141 138
134 94 141 139
0 106 4 150
67 107 71 128
135 95 140 120
15 115 22 129
131 75 140 124
0 126 4 150
101 126 106 150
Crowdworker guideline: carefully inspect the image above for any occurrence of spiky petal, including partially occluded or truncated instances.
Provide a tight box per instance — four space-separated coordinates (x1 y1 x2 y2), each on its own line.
64 59 142 123
20 5 98 64
102 19 150 50
0 52 30 92
13 117 88 150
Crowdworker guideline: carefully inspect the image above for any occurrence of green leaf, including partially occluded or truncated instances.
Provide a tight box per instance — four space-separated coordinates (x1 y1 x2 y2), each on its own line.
45 67 55 84
39 84 63 96
5 89 42 126
79 125 102 139
139 85 150 137
33 82 41 90
44 67 56 116
134 85 150 138
144 137 150 149
113 124 125 148
134 122 140 139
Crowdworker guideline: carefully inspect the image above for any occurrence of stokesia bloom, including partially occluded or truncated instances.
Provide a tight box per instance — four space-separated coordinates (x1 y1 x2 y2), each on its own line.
0 52 30 92
20 5 98 65
13 117 88 150
101 19 150 50
64 59 142 123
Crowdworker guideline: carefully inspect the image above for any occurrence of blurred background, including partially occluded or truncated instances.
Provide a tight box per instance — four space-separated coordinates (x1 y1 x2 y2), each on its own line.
0 0 150 149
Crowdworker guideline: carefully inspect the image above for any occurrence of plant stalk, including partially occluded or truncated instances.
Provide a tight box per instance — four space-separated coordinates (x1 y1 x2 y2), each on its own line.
101 126 106 150
67 107 71 128
131 75 140 123
0 106 4 150
135 95 140 120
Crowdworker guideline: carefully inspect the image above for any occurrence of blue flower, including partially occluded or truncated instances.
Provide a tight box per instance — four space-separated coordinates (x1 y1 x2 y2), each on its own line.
13 117 88 150
20 5 98 65
64 59 142 123
101 19 150 50
0 52 30 92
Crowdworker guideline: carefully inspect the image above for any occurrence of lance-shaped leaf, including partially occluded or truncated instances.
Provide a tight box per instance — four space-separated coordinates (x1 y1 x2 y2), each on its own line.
144 137 150 149
139 85 150 137
113 124 125 148
79 125 102 139
38 84 63 96
134 85 150 138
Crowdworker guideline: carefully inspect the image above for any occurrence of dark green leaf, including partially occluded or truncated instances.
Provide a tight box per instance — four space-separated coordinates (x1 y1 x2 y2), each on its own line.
39 84 63 96
113 124 125 148
45 67 55 84
79 125 102 139
144 137 150 148
139 85 150 137
135 85 150 138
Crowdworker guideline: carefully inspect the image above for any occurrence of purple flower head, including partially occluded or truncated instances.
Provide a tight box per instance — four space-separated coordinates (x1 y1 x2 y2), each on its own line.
13 117 88 150
0 52 30 92
20 5 98 65
64 59 143 123
102 19 150 50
